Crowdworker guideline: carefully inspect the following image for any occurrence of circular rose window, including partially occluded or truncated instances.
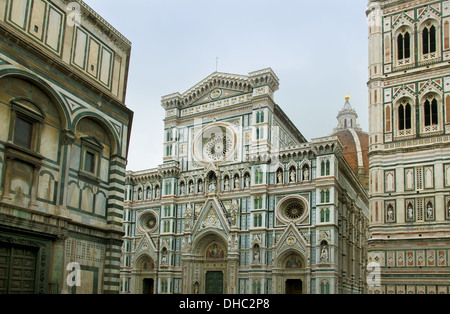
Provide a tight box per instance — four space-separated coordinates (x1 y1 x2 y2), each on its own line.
137 211 158 233
192 123 237 165
276 196 308 224
285 203 304 220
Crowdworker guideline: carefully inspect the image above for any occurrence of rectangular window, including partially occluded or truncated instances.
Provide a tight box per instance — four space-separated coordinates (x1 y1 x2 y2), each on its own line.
84 151 96 173
14 116 33 149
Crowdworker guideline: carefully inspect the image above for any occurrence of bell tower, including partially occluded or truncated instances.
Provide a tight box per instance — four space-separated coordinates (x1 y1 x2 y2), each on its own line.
367 0 450 294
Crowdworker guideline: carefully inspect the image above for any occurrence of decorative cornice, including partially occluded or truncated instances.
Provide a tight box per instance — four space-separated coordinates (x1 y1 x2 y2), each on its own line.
67 0 132 49
161 68 279 110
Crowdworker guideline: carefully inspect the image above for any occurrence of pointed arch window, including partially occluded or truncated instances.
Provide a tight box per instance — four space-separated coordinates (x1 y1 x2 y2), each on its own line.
398 102 412 131
256 110 265 124
397 31 411 60
422 25 437 55
320 281 330 294
424 97 438 127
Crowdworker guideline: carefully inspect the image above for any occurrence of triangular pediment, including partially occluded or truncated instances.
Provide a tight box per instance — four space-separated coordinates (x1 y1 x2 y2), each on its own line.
162 72 253 109
192 197 230 235
191 88 250 107
134 234 158 264
276 223 309 257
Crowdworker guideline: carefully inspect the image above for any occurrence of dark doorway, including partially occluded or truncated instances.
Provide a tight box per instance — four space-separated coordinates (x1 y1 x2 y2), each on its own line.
0 243 38 294
143 279 154 294
205 271 223 294
286 279 303 294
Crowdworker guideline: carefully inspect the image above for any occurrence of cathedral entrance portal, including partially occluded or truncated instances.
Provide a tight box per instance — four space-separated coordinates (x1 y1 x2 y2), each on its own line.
205 271 224 294
285 279 303 294
143 279 154 294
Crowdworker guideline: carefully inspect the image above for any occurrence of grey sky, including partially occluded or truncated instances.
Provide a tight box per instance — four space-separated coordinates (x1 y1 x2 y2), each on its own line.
83 0 370 172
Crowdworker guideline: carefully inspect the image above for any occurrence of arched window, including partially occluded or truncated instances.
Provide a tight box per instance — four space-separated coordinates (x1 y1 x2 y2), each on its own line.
422 25 437 54
320 281 330 294
255 167 264 185
321 190 330 203
256 110 264 124
398 102 412 131
325 160 331 176
424 97 438 127
397 31 411 60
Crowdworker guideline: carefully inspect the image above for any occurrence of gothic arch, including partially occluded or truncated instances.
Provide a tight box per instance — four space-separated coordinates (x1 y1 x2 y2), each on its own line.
275 249 306 269
192 231 228 258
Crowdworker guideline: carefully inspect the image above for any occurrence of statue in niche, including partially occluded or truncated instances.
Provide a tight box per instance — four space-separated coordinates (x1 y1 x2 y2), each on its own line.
427 202 433 219
320 241 329 262
193 282 200 294
407 204 414 220
180 183 185 195
303 167 309 181
277 170 283 184
189 182 194 194
244 175 250 188
198 181 203 193
155 186 160 199
253 245 261 264
138 189 143 200
234 176 240 189
146 188 152 199
208 180 216 192
387 205 394 222
224 177 230 191
290 169 296 183
161 248 168 266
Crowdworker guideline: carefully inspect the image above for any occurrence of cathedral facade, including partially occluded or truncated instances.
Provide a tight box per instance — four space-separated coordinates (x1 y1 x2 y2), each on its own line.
120 69 369 294
0 0 133 294
367 0 450 294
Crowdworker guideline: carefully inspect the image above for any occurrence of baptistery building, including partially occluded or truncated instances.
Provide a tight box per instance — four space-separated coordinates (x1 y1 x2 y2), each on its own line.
0 0 133 294
120 68 369 294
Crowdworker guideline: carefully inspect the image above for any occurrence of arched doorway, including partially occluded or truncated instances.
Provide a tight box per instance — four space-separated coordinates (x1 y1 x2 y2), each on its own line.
274 250 308 294
135 255 156 294
186 231 234 294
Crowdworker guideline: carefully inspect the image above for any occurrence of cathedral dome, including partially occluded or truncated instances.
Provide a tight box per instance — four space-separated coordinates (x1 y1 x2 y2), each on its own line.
331 96 369 190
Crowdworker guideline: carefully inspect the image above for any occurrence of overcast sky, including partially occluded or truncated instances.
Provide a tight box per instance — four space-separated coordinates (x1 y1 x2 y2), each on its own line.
83 0 370 172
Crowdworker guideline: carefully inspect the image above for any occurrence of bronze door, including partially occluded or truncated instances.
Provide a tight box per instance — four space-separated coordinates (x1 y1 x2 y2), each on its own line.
0 244 38 294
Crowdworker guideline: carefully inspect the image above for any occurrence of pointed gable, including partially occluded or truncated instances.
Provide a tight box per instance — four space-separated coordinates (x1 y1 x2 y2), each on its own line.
134 233 158 264
275 223 309 258
192 197 230 236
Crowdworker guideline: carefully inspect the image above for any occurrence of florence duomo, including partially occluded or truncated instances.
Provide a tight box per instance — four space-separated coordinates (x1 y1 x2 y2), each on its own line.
0 0 448 296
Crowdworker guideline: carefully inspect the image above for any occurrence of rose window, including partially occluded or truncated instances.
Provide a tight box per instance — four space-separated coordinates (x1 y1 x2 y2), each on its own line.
277 196 308 224
204 135 233 162
138 211 158 233
285 203 304 220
